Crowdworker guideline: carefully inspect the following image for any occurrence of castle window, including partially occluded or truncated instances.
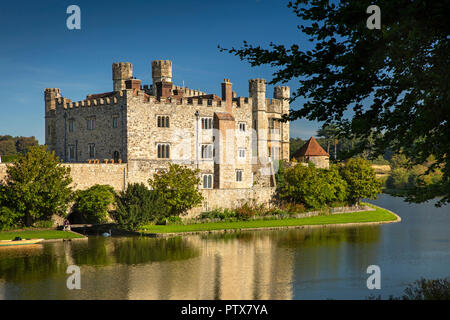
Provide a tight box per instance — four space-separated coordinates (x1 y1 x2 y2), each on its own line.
268 118 275 133
236 170 243 182
201 117 212 130
239 122 246 132
201 144 214 159
87 118 95 130
157 116 169 128
68 145 75 162
202 174 213 189
69 119 74 132
157 144 170 159
113 151 120 162
88 144 95 159
113 116 119 128
238 148 246 159
268 146 279 160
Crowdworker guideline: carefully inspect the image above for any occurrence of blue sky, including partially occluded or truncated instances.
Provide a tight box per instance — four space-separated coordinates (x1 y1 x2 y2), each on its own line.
0 0 320 143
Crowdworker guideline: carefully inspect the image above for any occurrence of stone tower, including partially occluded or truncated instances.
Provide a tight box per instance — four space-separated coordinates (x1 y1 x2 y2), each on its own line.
112 62 133 91
274 86 290 160
44 88 61 151
249 79 267 160
152 60 172 83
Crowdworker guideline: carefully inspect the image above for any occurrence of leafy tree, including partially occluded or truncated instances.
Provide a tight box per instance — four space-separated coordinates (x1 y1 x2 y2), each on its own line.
317 124 339 160
2 145 73 226
0 139 17 156
339 158 381 204
323 165 348 204
280 163 345 209
220 1 449 206
73 185 116 224
289 137 305 158
112 183 169 231
15 136 39 154
148 164 203 216
400 278 450 300
0 185 21 230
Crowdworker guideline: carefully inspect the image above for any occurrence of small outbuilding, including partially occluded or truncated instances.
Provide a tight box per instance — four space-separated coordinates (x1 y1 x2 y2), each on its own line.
292 136 329 169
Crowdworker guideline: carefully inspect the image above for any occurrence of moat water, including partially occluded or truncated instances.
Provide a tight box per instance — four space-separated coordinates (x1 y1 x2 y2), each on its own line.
0 194 449 299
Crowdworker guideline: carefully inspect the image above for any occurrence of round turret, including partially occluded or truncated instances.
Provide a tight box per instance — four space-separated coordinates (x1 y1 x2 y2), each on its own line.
152 60 172 83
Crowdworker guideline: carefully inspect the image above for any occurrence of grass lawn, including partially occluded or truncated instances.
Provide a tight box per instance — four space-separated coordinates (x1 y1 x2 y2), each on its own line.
0 229 85 240
140 204 399 234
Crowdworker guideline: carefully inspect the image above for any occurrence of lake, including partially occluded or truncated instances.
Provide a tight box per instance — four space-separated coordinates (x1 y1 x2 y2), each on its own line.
0 194 448 299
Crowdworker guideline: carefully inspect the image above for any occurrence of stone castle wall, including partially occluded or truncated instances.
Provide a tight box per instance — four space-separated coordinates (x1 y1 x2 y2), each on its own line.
0 163 275 217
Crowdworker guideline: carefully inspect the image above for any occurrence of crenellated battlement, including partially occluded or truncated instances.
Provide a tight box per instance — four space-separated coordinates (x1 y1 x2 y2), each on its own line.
152 60 172 83
274 86 290 99
248 78 266 91
54 94 121 110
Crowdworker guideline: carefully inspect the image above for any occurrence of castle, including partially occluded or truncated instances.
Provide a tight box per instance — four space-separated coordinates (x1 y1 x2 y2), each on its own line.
43 60 290 214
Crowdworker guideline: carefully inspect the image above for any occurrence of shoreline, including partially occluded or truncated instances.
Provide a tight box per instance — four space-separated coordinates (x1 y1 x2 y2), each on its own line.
0 229 87 242
140 203 401 238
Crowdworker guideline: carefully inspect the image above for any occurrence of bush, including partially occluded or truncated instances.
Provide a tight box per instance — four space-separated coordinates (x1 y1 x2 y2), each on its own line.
280 202 306 214
33 220 54 229
148 164 203 216
0 206 21 231
339 158 381 204
73 185 116 224
112 183 170 231
279 164 344 209
235 203 256 221
401 278 450 300
1 145 73 227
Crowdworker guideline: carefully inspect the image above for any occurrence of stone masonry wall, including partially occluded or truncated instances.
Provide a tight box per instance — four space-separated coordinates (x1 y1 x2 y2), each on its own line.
0 163 275 218
0 163 127 191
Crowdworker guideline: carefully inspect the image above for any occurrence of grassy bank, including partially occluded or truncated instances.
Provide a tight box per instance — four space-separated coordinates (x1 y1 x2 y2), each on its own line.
140 204 399 235
0 229 85 240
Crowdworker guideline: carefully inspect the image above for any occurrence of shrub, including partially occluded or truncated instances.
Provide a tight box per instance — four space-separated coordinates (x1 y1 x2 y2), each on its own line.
148 164 203 216
401 278 450 300
112 183 170 231
0 206 21 231
339 158 381 204
234 203 256 221
279 164 336 209
73 185 116 224
2 145 73 227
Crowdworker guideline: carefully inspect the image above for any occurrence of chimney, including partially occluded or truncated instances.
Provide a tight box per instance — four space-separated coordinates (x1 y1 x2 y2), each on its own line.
221 79 233 114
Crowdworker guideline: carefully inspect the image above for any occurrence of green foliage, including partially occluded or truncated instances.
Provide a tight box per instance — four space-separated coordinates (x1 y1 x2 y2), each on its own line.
289 138 305 159
275 160 286 191
112 183 169 231
0 206 21 231
73 185 116 224
339 158 381 204
386 154 444 197
148 163 203 216
221 1 449 206
1 145 73 227
401 278 450 300
280 164 348 209
0 135 38 156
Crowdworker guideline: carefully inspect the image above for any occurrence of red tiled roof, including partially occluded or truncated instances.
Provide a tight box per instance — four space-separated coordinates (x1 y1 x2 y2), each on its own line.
293 136 329 157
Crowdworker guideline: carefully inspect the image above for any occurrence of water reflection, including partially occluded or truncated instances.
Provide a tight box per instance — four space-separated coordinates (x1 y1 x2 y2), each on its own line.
0 225 382 300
